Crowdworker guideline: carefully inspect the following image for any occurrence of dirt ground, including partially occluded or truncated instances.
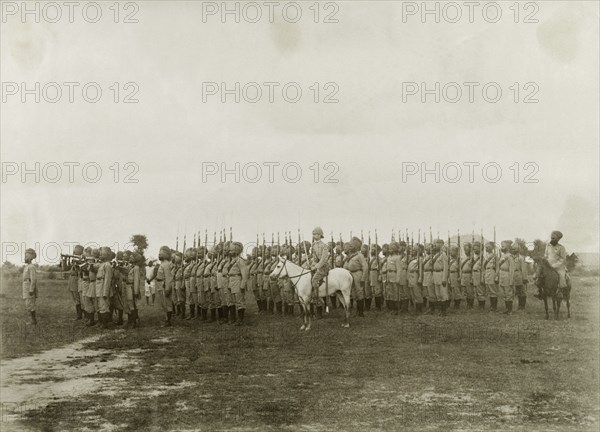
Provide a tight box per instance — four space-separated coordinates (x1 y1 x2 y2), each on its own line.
1 273 598 432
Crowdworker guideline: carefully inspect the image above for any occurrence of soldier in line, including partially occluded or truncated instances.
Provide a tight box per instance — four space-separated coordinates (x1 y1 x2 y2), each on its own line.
407 245 423 313
398 241 410 313
379 244 389 311
88 248 102 324
23 248 38 325
228 242 249 325
155 246 174 326
197 247 209 321
449 246 461 309
498 240 515 315
124 251 141 328
145 259 157 306
173 252 185 318
344 237 368 317
385 242 398 314
224 241 238 324
67 245 84 320
484 242 498 312
361 245 372 311
262 246 274 314
471 242 485 309
95 247 114 329
203 247 217 322
80 247 96 326
183 248 196 320
369 244 383 311
254 246 265 314
461 242 474 309
422 243 436 314
111 251 126 326
282 244 296 315
432 239 449 317
248 247 259 314
511 243 529 311
269 245 283 315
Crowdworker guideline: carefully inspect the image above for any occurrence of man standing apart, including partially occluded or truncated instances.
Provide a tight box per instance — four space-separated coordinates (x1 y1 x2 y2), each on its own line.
23 248 38 325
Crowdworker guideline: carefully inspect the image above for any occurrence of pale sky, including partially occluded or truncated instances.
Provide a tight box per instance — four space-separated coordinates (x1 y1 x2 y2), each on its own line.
1 1 599 263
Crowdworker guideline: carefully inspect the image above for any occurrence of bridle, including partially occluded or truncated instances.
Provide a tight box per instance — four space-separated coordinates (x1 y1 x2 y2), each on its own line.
273 258 312 292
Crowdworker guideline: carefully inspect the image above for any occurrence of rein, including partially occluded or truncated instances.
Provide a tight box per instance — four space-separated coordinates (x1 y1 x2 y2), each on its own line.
277 258 312 293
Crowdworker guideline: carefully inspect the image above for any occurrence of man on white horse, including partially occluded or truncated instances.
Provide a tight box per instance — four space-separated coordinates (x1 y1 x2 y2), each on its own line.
310 227 330 318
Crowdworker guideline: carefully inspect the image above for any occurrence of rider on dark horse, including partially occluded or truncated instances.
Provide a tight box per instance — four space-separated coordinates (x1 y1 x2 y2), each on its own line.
535 231 567 299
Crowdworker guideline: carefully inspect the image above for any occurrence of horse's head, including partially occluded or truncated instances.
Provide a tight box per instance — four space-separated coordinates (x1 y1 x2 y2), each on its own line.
269 257 288 280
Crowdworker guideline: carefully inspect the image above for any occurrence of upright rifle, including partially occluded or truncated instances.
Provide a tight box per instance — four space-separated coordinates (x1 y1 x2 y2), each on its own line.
458 229 461 280
480 229 484 285
331 232 335 269
429 226 434 281
367 230 372 299
417 229 421 285
447 231 451 287
494 226 499 276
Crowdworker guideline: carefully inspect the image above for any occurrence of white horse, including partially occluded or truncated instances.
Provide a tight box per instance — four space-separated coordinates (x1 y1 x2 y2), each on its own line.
269 257 353 331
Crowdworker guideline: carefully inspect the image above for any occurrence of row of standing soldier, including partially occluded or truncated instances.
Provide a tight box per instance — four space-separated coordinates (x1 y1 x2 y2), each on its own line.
23 228 540 326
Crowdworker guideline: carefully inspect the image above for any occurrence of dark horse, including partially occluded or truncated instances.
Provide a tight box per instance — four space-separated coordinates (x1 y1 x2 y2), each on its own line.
533 257 571 320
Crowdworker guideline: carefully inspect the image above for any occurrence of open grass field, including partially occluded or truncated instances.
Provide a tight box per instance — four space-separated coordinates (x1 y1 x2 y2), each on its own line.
1 272 599 431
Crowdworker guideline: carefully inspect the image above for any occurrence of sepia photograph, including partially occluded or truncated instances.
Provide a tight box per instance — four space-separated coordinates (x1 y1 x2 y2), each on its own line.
1 1 599 431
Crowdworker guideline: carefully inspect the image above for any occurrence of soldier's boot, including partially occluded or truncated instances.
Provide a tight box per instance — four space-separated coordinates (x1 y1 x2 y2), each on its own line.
202 307 208 321
208 308 216 322
163 312 172 327
235 308 245 326
392 301 399 315
402 299 409 312
330 295 337 309
374 296 382 311
422 298 428 309
316 306 323 318
186 305 195 320
365 298 372 311
478 300 486 309
75 304 83 320
152 294 156 305
429 301 436 314
262 300 268 313
503 301 513 315
276 301 283 315
99 313 108 329
441 302 447 317
86 312 96 326
415 303 422 314
115 309 124 326
489 297 497 312
230 305 237 324
518 296 526 310
29 311 37 325
146 296 150 306
355 299 363 317
267 300 274 314
454 300 461 309
124 314 131 329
